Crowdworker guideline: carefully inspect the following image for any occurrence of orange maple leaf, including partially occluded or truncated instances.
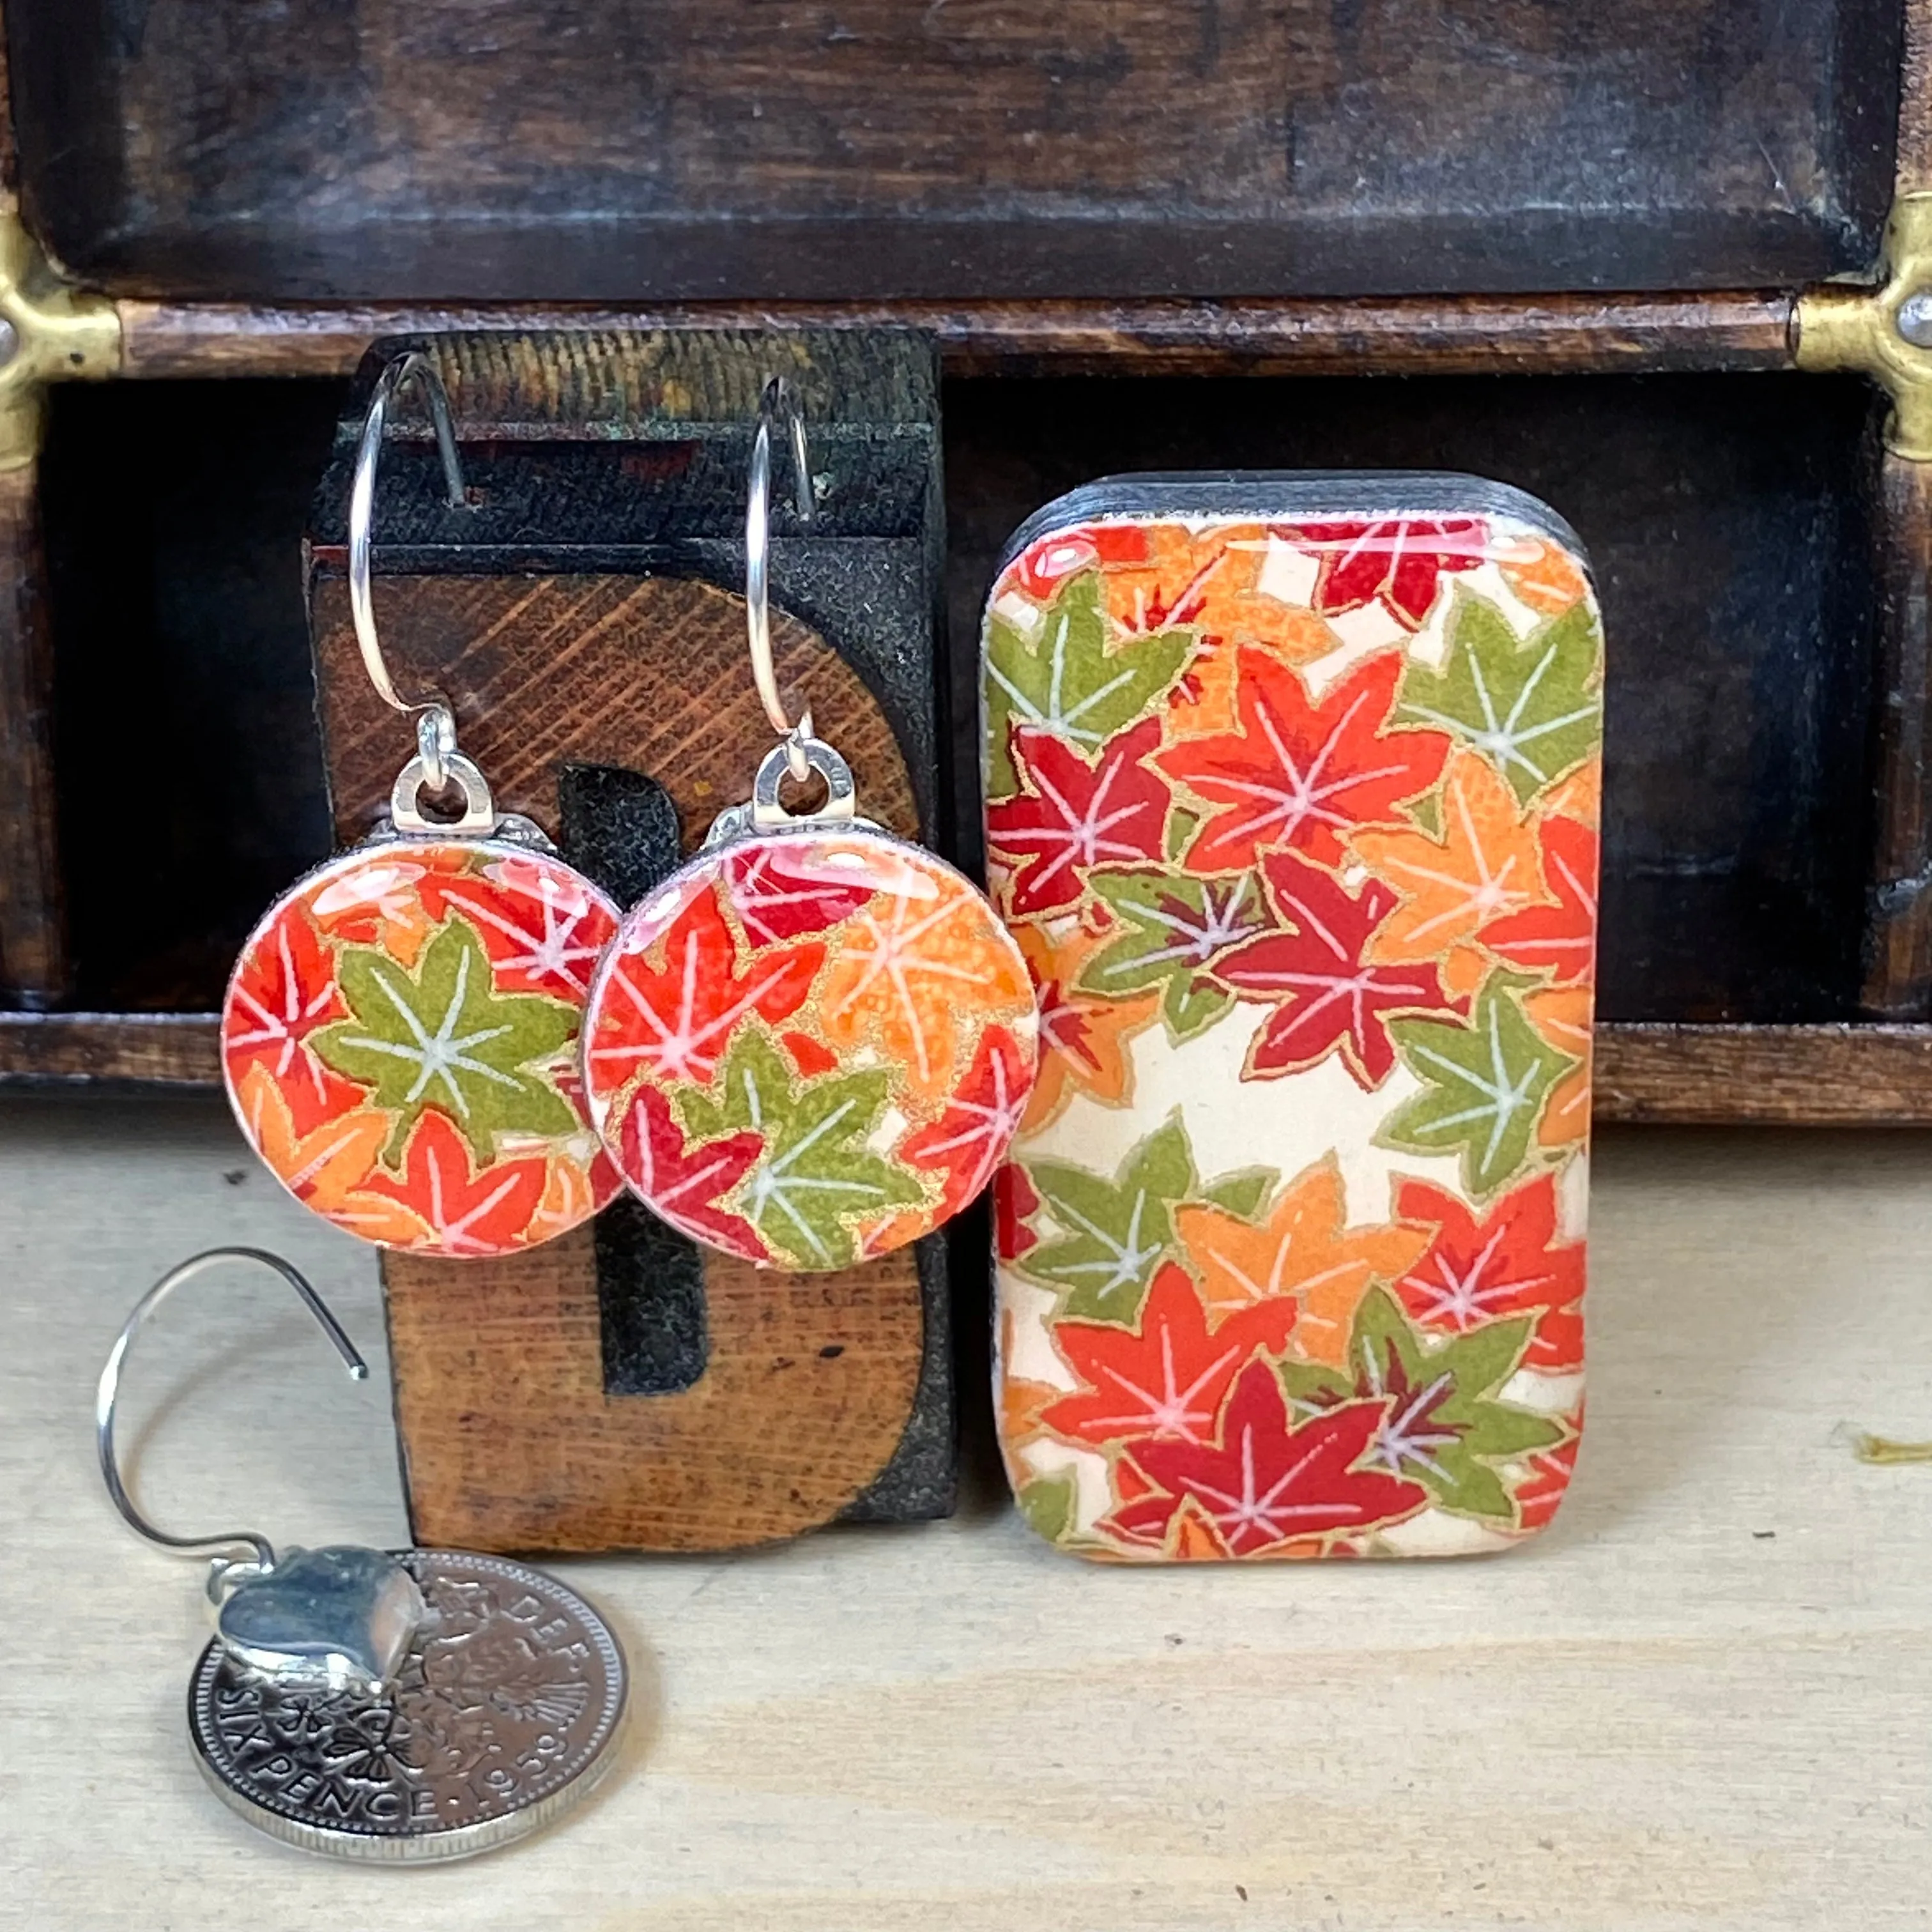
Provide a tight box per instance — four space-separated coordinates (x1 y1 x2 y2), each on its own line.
235 1062 428 1245
1540 756 1602 831
1526 983 1593 1147
1097 521 1338 661
1351 746 1553 966
1013 924 1158 1129
304 853 440 970
1495 535 1590 616
1172 1154 1428 1367
818 861 1034 1111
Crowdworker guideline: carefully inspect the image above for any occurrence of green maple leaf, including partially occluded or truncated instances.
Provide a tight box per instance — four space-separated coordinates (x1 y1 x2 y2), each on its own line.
1016 1472 1077 1545
1379 974 1574 1198
312 920 579 1166
1020 1112 1197 1323
985 571 1193 799
1397 592 1602 807
1280 1287 1565 1521
1199 1166 1277 1218
1078 868 1267 1041
678 1026 924 1270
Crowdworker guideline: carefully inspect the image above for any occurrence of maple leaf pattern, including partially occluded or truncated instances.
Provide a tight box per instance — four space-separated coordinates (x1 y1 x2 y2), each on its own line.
1081 866 1271 1040
817 859 1034 1107
420 853 619 999
1397 593 1602 808
222 904 356 1138
1215 848 1459 1087
1282 517 1489 629
223 843 619 1258
1042 1261 1298 1448
723 843 880 946
312 920 582 1167
615 1084 768 1262
1114 1361 1427 1554
1349 746 1552 972
1015 924 1158 1130
586 879 823 1091
1394 1174 1585 1372
985 569 1194 797
1480 813 1599 985
982 509 1603 1559
232 1062 427 1248
988 717 1170 918
1280 1288 1566 1522
901 1025 1034 1220
677 1025 926 1269
1174 1154 1428 1366
358 1110 551 1258
1157 648 1450 872
1020 1114 1198 1323
1380 975 1576 1199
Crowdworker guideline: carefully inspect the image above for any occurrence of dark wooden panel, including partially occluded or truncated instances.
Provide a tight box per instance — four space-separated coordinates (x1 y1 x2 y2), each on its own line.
1595 1022 1932 1122
0 1009 218 1082
946 371 1881 1024
8 0 1897 300
1860 453 1932 1016
0 462 65 1006
114 293 1802 381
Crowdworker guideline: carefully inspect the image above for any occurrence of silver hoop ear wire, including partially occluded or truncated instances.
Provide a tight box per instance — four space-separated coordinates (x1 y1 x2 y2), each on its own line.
96 1248 368 1572
348 349 471 795
746 376 817 783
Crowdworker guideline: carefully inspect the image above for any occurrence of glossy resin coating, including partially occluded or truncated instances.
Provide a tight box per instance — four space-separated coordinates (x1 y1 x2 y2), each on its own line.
222 838 622 1256
985 496 1600 1560
583 826 1038 1269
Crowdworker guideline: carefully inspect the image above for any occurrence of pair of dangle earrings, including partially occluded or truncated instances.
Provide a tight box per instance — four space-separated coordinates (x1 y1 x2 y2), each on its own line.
220 353 1038 1269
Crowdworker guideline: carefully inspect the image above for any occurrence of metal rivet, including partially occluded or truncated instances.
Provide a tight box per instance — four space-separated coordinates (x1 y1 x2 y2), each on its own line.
1898 291 1932 348
0 318 20 367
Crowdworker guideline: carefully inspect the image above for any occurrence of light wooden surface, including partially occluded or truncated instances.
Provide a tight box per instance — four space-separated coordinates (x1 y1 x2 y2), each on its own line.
1 1097 1928 1929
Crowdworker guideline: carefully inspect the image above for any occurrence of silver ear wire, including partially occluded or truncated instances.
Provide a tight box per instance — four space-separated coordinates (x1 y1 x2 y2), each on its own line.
96 1248 367 1572
348 351 496 828
745 375 817 784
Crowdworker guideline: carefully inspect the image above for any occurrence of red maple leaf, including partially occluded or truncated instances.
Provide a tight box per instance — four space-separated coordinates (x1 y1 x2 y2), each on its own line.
360 1111 549 1257
1111 1360 1427 1554
585 880 823 1092
1214 849 1460 1086
724 842 881 947
1041 1262 1299 1450
994 1163 1040 1263
1011 523 1151 600
988 716 1170 917
1393 1174 1586 1372
419 853 619 999
1281 516 1490 629
1156 648 1449 871
1479 814 1599 985
1515 1435 1581 1532
901 1025 1035 1220
222 905 357 1138
614 1084 769 1262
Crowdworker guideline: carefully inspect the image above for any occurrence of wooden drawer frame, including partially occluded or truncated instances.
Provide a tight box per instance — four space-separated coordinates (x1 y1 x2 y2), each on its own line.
3 23 1931 1127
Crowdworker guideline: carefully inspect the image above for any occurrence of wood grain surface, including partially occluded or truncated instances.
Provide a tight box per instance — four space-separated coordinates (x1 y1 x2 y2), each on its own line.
4 1096 1927 1928
387 1227 924 1552
10 0 1890 300
114 292 1802 381
307 574 919 848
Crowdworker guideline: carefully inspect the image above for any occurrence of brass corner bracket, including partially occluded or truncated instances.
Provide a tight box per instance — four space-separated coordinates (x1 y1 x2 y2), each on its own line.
1797 194 1932 460
0 210 119 472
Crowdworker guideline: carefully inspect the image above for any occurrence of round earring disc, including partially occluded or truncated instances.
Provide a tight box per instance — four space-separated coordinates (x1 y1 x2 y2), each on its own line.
583 825 1039 1270
221 838 622 1257
188 1549 627 1864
